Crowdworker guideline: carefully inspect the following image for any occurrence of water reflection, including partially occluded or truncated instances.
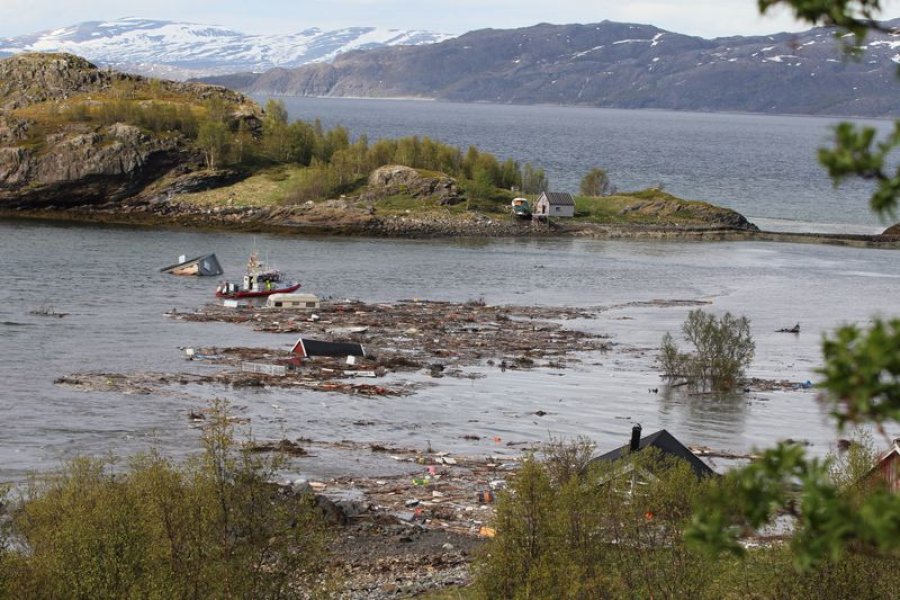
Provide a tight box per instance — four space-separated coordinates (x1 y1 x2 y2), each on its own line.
658 385 748 438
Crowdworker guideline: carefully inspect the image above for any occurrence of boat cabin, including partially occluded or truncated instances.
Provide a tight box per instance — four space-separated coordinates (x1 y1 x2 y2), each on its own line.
267 293 320 310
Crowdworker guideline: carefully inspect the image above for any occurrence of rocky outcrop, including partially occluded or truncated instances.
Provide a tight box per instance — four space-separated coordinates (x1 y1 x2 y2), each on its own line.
618 195 758 230
0 53 263 209
366 165 461 205
884 223 900 236
0 121 188 208
0 53 107 109
0 53 255 110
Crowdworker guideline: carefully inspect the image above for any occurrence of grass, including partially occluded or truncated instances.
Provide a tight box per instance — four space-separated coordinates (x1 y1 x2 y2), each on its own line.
573 189 731 225
177 166 316 207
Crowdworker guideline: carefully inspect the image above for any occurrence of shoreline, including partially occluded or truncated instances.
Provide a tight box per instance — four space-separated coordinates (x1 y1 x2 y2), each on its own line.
3 205 899 249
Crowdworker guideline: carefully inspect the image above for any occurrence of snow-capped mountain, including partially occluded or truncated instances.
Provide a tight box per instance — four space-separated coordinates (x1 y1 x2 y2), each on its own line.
0 17 454 79
201 19 900 117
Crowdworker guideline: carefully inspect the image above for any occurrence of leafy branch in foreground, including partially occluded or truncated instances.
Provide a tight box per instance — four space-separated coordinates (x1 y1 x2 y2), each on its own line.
759 0 897 40
686 440 900 570
820 318 900 428
819 122 900 219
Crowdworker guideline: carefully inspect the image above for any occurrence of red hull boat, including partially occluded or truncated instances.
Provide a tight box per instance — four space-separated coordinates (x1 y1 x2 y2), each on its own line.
216 282 301 299
215 250 300 299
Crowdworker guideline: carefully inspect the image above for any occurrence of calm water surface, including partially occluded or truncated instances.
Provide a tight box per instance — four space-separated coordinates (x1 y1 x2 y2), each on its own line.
1 220 898 481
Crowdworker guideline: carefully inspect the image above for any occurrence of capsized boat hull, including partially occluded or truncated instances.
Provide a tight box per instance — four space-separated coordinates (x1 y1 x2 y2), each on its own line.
160 254 223 277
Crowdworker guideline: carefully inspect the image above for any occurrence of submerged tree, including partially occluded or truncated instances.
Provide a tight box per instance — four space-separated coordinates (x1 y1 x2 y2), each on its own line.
658 309 755 392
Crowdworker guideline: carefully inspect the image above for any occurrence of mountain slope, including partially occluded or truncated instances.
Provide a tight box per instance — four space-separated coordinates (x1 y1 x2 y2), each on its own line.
0 18 453 80
201 20 900 116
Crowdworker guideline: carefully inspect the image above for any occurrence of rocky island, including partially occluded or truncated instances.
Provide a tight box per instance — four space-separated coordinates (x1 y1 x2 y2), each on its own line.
1 52 897 247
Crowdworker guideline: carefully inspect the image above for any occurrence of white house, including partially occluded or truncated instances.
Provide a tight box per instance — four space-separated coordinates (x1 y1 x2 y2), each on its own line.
533 192 575 219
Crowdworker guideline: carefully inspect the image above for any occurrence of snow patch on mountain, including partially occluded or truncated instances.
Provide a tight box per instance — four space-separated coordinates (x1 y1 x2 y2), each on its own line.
0 17 453 79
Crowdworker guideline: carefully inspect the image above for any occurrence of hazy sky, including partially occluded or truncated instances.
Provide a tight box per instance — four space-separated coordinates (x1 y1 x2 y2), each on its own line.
1 0 898 39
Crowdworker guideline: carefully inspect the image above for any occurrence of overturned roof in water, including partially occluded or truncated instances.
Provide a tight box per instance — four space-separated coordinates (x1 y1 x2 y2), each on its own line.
591 428 716 479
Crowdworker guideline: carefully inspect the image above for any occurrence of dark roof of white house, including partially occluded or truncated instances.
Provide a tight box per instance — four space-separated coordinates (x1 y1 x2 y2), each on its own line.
590 429 717 479
540 191 575 206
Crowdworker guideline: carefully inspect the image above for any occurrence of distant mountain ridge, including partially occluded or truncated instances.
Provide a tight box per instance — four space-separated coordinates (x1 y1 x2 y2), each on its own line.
0 17 453 80
198 19 900 117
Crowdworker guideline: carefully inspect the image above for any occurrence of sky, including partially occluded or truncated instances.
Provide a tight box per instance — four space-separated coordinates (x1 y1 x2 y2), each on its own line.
1 0 899 39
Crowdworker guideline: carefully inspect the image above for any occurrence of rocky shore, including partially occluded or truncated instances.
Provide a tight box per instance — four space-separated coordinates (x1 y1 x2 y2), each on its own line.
4 198 900 248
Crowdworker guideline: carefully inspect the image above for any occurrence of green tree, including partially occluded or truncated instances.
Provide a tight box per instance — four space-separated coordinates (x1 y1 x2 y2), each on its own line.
284 120 317 165
499 158 520 190
579 167 615 196
465 166 496 210
687 0 900 569
261 99 292 162
521 163 548 194
462 145 480 179
197 119 230 170
659 309 755 392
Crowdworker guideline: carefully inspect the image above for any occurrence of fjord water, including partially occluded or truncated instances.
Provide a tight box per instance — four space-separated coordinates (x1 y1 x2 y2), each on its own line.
1 218 899 481
2 102 899 479
278 97 894 233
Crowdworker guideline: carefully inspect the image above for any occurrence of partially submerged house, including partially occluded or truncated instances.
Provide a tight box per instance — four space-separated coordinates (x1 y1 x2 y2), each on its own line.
864 438 900 494
533 191 575 219
589 424 717 480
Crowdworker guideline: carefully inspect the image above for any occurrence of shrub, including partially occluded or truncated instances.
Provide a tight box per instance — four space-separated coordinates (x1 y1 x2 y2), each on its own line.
283 163 357 204
473 442 723 599
658 309 754 392
473 437 900 599
0 399 331 599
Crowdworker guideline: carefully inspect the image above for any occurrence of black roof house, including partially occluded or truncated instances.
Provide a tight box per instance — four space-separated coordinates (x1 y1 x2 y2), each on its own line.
590 425 716 479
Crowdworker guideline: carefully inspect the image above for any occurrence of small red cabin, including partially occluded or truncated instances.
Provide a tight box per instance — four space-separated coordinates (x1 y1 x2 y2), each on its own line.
864 440 900 494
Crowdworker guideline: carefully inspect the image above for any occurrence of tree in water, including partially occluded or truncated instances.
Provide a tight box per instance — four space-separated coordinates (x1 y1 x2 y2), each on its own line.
658 309 755 392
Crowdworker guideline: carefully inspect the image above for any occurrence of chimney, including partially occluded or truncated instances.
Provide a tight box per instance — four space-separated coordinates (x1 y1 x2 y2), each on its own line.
630 424 642 452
